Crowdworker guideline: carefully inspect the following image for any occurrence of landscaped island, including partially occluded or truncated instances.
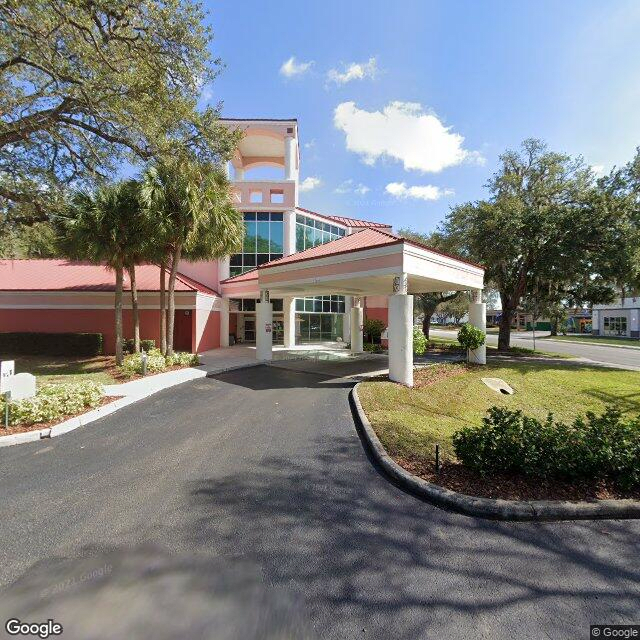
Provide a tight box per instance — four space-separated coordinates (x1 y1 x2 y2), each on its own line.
358 361 640 501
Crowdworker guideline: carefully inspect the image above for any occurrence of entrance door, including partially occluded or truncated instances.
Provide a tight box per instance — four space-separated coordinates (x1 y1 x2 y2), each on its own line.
173 310 193 352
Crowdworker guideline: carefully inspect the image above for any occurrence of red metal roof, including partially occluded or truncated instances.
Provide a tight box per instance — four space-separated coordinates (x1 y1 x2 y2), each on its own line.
0 260 219 295
220 268 258 284
260 228 402 269
295 207 392 230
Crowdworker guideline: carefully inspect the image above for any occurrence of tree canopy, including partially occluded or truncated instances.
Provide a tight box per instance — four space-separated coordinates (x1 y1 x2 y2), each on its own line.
444 138 633 349
0 0 238 224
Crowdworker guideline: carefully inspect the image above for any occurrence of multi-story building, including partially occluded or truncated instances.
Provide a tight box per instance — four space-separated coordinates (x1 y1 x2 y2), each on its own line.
176 118 394 347
0 117 486 386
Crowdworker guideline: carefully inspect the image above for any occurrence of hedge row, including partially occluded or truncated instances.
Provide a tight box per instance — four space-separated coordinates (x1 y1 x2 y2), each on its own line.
453 406 640 490
0 332 103 356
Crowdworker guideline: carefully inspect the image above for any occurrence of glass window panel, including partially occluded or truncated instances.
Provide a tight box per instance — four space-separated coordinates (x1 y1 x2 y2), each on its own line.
314 299 323 312
269 253 283 262
256 254 270 265
243 220 256 253
272 298 283 312
322 300 331 312
244 299 256 311
304 225 313 249
338 228 346 236
296 224 305 252
256 221 270 253
270 212 283 221
296 214 305 225
256 212 270 221
243 212 256 220
321 230 329 244
304 299 314 312
295 299 304 311
230 254 242 266
270 220 284 253
230 266 242 277
243 254 256 267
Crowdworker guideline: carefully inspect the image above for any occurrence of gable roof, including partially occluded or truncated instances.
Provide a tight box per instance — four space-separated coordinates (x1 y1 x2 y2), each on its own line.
295 207 392 230
0 260 219 295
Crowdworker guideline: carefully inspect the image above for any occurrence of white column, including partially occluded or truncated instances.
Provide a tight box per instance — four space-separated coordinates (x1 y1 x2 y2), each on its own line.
468 289 487 365
218 257 230 286
350 299 364 354
283 296 296 348
256 291 273 361
283 209 296 256
343 295 352 342
389 292 414 387
220 298 230 347
591 309 600 336
284 136 297 181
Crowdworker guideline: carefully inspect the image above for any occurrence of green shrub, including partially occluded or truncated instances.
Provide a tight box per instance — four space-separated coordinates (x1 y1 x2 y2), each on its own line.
0 332 103 356
457 323 485 351
0 381 103 427
119 349 198 376
363 318 385 344
123 338 156 354
452 406 640 490
413 327 428 356
166 351 199 367
363 343 383 353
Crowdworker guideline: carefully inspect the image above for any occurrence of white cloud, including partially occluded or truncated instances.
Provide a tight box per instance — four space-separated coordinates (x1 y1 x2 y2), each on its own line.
334 179 370 195
334 101 483 173
385 182 454 201
327 57 378 85
280 56 314 78
303 139 316 149
298 176 322 192
591 164 605 175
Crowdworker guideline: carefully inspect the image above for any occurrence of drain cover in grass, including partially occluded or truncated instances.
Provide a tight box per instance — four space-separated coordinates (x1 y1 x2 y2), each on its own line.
481 377 514 395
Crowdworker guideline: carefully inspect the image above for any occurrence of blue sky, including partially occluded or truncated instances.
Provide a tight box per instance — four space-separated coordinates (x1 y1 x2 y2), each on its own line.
202 0 640 234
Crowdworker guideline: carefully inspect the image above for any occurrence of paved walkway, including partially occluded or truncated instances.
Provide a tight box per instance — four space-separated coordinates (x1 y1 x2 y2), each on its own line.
1 365 638 639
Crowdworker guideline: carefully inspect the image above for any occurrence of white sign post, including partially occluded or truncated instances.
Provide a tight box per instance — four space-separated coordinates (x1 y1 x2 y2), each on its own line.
0 360 15 393
1 360 13 429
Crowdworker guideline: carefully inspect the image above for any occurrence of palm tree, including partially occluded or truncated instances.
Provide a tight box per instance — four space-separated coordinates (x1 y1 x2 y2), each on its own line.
141 156 244 355
58 181 149 365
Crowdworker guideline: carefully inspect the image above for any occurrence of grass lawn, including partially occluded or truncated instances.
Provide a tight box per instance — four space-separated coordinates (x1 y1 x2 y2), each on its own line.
358 361 640 464
1 354 118 387
543 334 640 348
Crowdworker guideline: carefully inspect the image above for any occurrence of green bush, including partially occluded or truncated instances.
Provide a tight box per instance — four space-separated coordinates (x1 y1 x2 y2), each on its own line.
452 406 640 490
413 326 428 356
120 348 167 376
122 338 156 354
0 332 103 356
119 349 199 376
457 323 485 351
363 318 385 344
363 343 383 353
166 351 199 367
0 381 103 427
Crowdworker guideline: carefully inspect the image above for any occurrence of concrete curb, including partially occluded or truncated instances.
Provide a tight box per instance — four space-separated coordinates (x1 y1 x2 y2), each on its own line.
0 362 262 448
351 382 640 521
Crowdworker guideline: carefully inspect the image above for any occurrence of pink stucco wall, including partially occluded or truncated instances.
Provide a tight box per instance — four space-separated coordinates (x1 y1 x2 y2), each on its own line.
194 308 220 353
177 260 220 292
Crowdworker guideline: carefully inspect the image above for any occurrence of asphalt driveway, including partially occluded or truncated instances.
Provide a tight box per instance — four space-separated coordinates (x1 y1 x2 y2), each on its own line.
0 365 638 639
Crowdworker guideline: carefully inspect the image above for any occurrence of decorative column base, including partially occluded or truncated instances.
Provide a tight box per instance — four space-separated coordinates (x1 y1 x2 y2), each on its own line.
283 297 295 348
468 301 487 365
256 301 273 361
389 294 414 386
350 304 363 354
220 298 230 348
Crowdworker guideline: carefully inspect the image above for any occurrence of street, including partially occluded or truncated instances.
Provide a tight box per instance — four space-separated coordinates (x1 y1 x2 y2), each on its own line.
0 365 638 639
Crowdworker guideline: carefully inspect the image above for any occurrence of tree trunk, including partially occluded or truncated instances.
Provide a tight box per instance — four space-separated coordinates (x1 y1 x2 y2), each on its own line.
166 244 182 356
422 313 433 340
550 317 558 336
160 260 167 355
128 263 140 352
115 263 124 366
498 307 513 351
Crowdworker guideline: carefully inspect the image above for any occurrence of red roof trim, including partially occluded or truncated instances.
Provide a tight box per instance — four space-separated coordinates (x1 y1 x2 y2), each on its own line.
295 207 392 229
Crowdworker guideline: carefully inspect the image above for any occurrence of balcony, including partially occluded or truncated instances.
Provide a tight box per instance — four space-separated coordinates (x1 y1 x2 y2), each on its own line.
231 180 296 210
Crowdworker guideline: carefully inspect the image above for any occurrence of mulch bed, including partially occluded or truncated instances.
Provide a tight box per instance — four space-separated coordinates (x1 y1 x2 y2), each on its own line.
393 453 640 501
0 396 120 437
